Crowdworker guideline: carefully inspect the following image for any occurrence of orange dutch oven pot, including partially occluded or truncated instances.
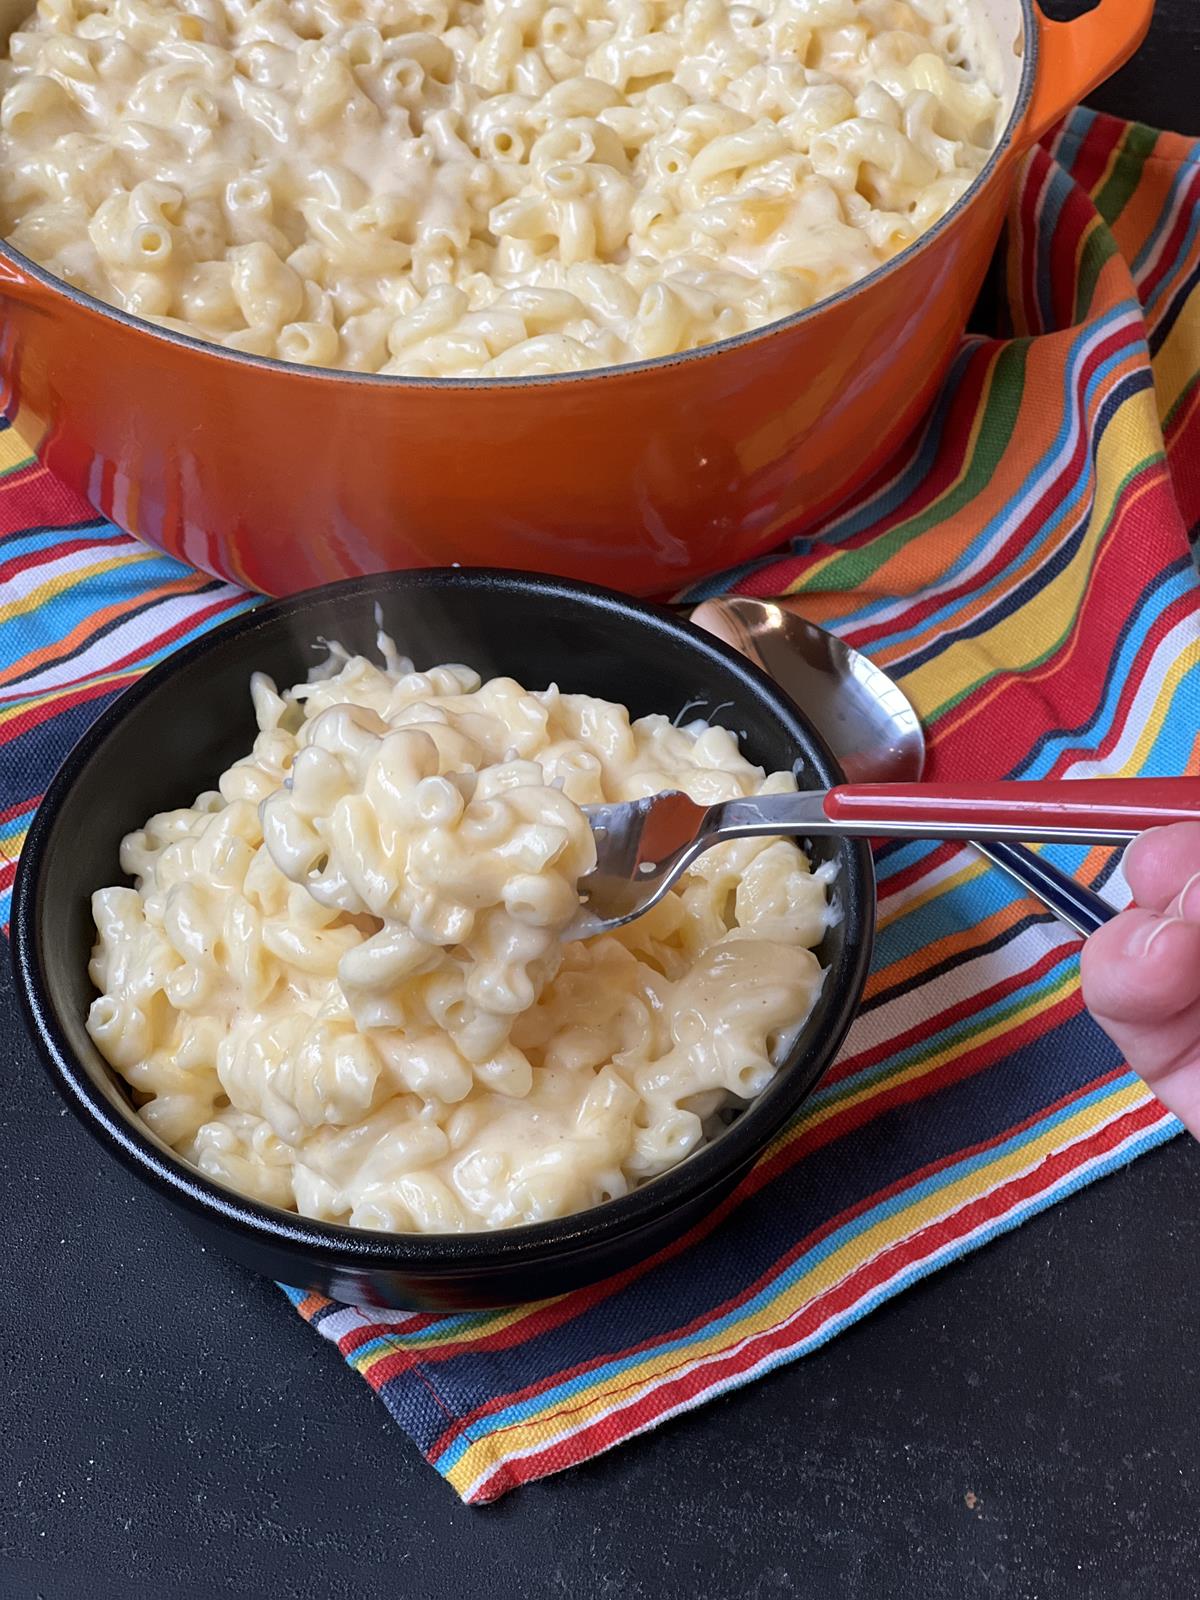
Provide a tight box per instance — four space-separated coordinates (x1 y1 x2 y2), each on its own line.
0 0 1153 597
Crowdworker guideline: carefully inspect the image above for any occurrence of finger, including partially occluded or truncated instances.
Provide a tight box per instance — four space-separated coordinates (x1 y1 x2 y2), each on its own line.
1080 909 1200 1029
1082 914 1200 1107
1121 822 1200 913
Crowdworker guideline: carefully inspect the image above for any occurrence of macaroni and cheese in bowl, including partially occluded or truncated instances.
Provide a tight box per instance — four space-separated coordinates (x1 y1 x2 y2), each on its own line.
13 570 874 1308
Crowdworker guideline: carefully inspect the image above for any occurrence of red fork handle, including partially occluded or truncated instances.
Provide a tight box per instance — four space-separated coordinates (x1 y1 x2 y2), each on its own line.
824 778 1200 838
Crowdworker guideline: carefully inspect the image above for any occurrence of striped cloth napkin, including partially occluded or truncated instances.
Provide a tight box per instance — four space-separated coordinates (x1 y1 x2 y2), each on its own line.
4 108 1200 1503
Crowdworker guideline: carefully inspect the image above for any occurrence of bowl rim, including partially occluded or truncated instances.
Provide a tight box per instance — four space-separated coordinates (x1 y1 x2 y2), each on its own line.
0 3 1036 392
11 566 875 1273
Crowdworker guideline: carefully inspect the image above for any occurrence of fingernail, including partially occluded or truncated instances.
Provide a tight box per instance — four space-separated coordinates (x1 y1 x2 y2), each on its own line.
1131 916 1182 959
1171 871 1200 921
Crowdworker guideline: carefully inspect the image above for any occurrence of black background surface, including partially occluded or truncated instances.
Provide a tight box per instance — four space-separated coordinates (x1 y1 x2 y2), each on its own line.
5 4 1200 1597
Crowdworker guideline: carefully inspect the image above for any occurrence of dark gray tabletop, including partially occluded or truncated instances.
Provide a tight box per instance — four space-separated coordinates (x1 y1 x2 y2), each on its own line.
6 5 1200 1597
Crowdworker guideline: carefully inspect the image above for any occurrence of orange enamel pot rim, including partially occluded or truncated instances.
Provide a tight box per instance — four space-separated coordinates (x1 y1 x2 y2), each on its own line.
0 0 1155 393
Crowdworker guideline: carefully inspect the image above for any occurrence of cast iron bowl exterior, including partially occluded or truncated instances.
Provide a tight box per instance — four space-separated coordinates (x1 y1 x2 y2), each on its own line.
12 570 874 1310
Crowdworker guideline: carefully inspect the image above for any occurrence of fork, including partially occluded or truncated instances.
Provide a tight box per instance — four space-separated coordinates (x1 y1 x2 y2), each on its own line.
566 777 1200 939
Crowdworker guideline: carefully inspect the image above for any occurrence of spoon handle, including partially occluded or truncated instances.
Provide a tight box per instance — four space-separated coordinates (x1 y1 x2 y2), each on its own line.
976 840 1115 937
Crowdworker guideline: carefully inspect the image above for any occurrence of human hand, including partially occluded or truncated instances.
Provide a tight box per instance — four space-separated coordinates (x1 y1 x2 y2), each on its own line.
1080 822 1200 1136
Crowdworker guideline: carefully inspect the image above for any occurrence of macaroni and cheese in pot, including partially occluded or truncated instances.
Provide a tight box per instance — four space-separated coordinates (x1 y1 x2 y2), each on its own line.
86 640 833 1233
0 0 1003 376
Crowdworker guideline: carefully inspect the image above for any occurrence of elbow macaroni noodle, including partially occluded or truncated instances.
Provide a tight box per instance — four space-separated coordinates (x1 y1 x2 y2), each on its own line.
0 0 1002 375
86 638 832 1232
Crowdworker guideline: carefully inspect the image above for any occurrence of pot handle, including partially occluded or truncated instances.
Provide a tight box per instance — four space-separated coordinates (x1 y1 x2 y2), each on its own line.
1018 0 1155 150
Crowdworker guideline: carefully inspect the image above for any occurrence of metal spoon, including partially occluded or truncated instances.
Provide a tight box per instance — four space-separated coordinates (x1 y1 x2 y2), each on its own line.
682 596 1117 938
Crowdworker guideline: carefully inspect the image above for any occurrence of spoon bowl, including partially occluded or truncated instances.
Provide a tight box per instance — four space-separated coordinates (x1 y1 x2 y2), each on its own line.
688 598 926 785
684 596 1116 938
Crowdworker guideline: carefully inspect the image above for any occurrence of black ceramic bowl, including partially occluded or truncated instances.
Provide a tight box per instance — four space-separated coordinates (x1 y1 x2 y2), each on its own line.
12 569 874 1310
